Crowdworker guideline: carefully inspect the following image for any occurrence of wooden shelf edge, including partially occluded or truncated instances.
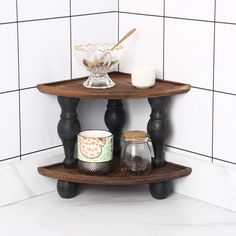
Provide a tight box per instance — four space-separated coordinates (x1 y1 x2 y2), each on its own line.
37 72 191 100
38 162 192 186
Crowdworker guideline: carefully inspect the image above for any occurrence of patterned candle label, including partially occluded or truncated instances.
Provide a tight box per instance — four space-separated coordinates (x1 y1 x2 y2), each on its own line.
78 136 113 163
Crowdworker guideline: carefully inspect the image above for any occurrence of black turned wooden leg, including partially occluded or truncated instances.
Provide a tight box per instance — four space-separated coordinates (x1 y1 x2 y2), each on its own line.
57 96 81 169
149 181 172 199
57 180 79 199
147 96 170 168
105 99 126 156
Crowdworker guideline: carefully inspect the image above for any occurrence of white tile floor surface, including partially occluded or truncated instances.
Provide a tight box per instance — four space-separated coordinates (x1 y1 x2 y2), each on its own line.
0 186 236 236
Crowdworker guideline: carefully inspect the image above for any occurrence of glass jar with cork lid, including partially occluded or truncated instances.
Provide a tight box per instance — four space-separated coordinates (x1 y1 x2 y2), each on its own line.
121 130 152 175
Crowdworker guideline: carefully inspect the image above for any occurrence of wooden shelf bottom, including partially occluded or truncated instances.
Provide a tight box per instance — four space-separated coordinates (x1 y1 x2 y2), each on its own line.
38 162 191 185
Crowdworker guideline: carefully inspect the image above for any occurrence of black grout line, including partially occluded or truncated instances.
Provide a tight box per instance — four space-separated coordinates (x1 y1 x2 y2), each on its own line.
71 11 117 18
19 86 37 91
211 0 217 163
69 0 73 80
162 0 165 80
166 145 212 159
0 89 19 95
0 155 20 162
2 79 236 96
1 11 236 27
0 190 56 208
15 0 22 161
0 145 62 162
214 90 236 97
190 86 213 92
0 21 18 26
18 15 70 23
119 11 236 26
167 145 236 166
213 157 236 166
165 15 214 24
21 145 63 158
120 11 164 19
0 11 118 25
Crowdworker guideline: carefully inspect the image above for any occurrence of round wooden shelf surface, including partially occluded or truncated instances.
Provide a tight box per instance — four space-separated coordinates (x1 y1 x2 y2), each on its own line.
38 162 192 185
37 72 191 99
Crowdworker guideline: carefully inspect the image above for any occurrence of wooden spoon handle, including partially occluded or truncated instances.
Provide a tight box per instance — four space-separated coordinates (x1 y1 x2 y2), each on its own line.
111 28 136 51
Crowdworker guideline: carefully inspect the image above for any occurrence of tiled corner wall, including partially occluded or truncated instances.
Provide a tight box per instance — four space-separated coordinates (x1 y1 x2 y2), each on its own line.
0 0 117 206
118 0 236 211
1 0 236 211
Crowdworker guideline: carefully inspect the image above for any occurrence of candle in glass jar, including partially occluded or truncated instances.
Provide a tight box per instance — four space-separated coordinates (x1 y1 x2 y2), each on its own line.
131 65 156 89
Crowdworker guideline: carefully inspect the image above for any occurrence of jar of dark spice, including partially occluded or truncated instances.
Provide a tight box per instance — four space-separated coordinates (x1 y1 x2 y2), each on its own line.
121 130 152 175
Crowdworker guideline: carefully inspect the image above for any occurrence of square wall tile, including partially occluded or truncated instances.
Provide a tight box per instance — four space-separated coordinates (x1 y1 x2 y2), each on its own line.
166 149 236 212
0 92 20 160
72 13 118 78
213 92 236 164
78 99 107 130
119 0 163 16
165 18 214 89
125 99 150 131
215 23 236 94
167 88 213 157
0 24 18 93
19 18 70 88
165 0 215 21
71 0 117 15
216 0 236 23
17 0 69 21
20 88 61 154
0 0 16 23
119 14 163 79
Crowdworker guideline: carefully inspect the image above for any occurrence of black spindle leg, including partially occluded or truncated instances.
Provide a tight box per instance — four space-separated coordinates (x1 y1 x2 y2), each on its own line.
147 96 172 199
57 96 81 198
105 100 126 158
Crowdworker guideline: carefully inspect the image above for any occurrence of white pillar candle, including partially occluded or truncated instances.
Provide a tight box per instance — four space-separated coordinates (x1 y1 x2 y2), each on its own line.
131 65 156 89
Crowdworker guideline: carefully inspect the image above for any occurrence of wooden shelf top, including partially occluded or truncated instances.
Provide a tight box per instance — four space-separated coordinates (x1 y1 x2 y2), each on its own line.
38 162 191 185
37 72 191 99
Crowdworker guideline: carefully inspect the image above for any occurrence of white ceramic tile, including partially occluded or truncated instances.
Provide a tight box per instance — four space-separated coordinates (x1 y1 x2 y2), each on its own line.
20 88 61 154
213 92 236 164
125 99 150 131
119 14 163 79
17 0 69 21
0 0 16 23
78 99 107 130
214 158 236 169
72 13 118 78
167 88 213 156
71 0 117 15
216 0 236 23
0 148 63 206
0 92 20 160
119 0 163 16
166 148 236 212
165 0 215 21
2 193 236 236
215 23 236 94
165 18 214 89
19 18 70 88
0 24 18 93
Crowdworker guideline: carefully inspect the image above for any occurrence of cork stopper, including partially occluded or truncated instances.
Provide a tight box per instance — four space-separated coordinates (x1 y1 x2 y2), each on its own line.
123 130 148 142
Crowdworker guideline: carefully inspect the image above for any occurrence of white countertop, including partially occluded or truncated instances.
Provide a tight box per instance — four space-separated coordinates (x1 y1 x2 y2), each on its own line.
1 185 236 236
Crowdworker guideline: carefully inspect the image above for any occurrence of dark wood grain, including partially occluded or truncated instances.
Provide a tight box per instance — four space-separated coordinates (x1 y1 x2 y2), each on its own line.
37 72 191 99
38 161 192 185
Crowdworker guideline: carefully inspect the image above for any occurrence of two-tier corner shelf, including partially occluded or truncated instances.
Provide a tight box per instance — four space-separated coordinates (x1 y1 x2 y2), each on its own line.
37 72 192 200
